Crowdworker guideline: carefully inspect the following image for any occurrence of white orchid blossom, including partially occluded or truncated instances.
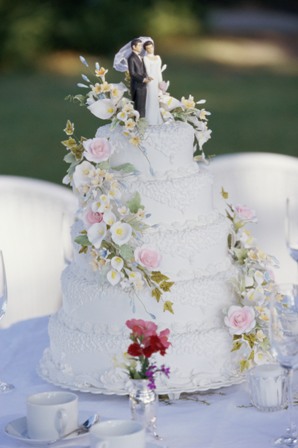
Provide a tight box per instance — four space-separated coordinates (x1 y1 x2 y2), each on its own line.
107 269 121 286
87 222 107 249
88 98 116 119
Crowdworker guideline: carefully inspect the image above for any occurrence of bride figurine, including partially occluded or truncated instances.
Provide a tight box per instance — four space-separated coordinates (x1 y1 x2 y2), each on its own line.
143 40 163 125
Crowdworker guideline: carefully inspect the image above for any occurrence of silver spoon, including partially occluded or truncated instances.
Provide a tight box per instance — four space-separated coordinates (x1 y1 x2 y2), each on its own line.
48 413 100 444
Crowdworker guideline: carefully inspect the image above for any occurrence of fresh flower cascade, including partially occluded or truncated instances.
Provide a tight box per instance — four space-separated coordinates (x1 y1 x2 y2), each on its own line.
122 319 171 390
66 56 212 160
222 189 278 371
62 122 174 314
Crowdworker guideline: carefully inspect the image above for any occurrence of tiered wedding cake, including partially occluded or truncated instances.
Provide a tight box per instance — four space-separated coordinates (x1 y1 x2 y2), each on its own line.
38 45 254 395
39 117 241 394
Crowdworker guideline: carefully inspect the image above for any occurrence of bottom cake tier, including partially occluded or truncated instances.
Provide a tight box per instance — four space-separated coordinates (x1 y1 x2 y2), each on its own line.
39 314 243 395
39 266 243 395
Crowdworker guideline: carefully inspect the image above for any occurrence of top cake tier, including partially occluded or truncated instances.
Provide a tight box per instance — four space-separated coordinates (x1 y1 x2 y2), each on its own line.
96 121 196 178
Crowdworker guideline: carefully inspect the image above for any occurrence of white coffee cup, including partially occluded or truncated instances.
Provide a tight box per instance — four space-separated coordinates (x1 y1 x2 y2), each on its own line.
26 391 78 440
89 419 145 448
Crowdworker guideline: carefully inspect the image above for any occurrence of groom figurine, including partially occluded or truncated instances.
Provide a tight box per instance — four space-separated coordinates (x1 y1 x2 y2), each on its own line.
127 38 152 118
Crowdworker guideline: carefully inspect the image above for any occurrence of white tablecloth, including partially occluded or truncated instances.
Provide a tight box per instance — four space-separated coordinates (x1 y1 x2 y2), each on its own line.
0 317 296 448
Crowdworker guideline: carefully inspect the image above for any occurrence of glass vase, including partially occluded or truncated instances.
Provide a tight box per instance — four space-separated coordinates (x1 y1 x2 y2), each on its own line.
129 379 158 436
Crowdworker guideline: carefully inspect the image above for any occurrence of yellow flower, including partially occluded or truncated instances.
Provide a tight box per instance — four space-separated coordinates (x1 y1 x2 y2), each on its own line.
92 83 102 95
247 249 258 261
255 306 269 321
63 120 74 136
95 67 108 78
136 208 145 219
198 109 209 120
129 135 141 146
181 95 195 109
125 118 136 130
256 330 266 342
101 81 111 93
122 103 134 113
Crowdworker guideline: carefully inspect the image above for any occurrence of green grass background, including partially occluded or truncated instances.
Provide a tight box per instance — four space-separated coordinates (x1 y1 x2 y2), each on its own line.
0 55 297 185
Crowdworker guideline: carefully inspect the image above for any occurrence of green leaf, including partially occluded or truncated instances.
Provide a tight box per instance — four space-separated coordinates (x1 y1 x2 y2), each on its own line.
63 152 76 164
75 235 91 246
160 280 174 292
248 350 255 361
243 333 257 349
113 163 136 174
119 244 134 261
151 271 170 284
65 94 86 106
231 341 242 352
61 137 77 150
129 220 149 232
152 288 162 302
98 161 110 170
163 300 174 314
221 187 229 199
126 192 143 213
240 359 250 372
227 233 232 250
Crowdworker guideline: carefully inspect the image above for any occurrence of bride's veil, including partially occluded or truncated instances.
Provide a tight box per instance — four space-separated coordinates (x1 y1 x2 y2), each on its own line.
113 36 153 72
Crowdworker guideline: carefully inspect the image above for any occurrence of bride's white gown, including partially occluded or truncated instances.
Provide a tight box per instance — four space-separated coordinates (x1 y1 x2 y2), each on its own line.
143 55 163 125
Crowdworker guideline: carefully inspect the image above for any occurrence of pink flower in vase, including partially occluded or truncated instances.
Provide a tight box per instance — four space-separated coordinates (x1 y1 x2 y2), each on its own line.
124 319 171 389
126 318 157 340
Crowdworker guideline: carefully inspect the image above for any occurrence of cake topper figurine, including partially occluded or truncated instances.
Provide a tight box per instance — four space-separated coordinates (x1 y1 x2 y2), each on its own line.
114 37 164 124
127 38 152 118
142 40 163 125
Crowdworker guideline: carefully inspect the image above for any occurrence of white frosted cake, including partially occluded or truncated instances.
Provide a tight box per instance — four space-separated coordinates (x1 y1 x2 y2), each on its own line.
40 119 241 394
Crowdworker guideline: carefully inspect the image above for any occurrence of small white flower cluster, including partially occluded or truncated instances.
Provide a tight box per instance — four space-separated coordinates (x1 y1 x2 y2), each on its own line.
159 93 212 157
67 154 149 291
61 120 175 313
75 56 142 147
223 194 278 371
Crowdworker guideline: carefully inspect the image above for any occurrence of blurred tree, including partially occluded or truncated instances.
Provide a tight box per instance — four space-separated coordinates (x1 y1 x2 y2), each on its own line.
0 0 296 70
0 0 55 68
0 0 205 69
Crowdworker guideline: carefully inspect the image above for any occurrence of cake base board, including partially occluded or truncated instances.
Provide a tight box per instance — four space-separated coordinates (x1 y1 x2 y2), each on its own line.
38 355 245 397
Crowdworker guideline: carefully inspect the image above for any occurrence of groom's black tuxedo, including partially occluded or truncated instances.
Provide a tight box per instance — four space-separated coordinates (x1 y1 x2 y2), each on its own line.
127 52 147 118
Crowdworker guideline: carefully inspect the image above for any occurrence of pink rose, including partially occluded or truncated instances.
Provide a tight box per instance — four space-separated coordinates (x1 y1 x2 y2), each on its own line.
134 246 161 271
83 137 112 163
224 305 256 335
84 209 104 226
234 205 257 222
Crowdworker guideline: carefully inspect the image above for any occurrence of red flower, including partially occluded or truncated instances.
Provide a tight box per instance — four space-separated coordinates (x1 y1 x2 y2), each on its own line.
143 333 170 358
127 342 143 357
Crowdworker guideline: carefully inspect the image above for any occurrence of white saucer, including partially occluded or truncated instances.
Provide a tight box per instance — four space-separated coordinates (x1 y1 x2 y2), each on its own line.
4 411 91 446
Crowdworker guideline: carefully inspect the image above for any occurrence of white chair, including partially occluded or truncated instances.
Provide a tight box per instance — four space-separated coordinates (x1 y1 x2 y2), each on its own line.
209 152 298 283
0 176 78 328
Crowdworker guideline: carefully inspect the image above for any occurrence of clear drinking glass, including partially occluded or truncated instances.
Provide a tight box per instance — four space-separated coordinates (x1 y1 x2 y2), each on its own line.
286 197 298 275
270 283 298 446
0 250 15 393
